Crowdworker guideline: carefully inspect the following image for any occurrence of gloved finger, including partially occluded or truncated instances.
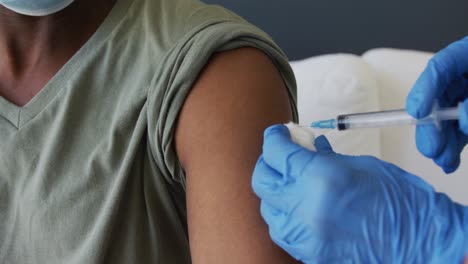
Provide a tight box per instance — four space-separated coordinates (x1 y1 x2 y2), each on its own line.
268 215 316 263
262 124 296 155
263 197 351 264
459 99 468 135
260 201 288 236
314 135 334 153
251 157 289 204
262 124 317 178
433 125 466 173
260 201 307 261
407 37 468 118
443 76 468 105
415 124 445 158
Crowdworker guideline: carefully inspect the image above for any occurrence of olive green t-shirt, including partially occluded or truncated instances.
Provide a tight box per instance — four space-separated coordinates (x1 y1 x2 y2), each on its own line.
0 0 297 263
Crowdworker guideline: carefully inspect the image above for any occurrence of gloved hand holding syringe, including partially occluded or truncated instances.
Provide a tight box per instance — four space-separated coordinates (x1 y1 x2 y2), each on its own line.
253 37 468 264
311 103 460 130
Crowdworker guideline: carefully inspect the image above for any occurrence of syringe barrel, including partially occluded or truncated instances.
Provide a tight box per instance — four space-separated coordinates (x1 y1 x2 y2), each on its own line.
437 106 459 120
337 109 418 130
336 106 460 130
336 106 459 130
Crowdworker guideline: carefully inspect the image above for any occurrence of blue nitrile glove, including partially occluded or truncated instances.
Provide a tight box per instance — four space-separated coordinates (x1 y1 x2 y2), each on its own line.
252 124 468 264
406 37 468 173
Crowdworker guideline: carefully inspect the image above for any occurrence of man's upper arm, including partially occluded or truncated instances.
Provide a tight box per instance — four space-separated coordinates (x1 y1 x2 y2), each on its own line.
175 47 298 263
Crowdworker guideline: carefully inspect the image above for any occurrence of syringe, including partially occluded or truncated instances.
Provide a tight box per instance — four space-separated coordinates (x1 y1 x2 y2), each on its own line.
310 105 460 131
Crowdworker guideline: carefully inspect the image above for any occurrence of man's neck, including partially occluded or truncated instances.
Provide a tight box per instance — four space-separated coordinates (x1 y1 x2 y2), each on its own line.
0 0 116 106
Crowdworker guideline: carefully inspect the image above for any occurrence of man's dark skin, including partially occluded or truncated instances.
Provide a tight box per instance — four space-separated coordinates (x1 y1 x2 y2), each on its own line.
0 0 115 107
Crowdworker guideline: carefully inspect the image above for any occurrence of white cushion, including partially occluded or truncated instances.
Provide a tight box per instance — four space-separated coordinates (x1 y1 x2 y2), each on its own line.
291 54 381 157
363 48 468 204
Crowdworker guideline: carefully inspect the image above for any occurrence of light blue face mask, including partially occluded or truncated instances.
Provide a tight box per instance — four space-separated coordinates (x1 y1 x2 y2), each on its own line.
0 0 75 16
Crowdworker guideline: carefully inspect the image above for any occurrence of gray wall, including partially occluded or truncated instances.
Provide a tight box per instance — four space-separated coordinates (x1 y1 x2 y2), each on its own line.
203 0 468 60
